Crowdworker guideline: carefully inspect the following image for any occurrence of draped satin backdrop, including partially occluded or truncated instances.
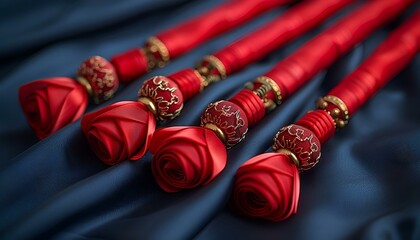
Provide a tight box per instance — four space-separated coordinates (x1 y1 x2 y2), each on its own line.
1 0 420 239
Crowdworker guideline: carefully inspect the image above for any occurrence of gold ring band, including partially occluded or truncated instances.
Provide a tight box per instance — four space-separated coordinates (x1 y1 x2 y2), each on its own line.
276 149 300 167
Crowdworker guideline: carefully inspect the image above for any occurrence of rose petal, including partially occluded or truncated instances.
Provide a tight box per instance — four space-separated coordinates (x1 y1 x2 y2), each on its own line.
152 144 202 192
202 128 227 185
231 153 300 222
131 105 156 160
150 127 209 153
151 126 226 192
88 128 125 165
19 77 87 139
82 101 156 164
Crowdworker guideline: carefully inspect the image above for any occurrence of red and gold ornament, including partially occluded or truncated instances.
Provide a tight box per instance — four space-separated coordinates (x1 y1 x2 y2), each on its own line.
231 11 420 222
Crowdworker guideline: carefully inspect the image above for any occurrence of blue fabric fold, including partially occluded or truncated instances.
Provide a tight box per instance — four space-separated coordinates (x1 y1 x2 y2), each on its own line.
1 1 419 239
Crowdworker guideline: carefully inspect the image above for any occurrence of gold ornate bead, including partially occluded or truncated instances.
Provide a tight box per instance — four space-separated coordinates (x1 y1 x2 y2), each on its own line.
336 119 346 128
317 95 349 129
331 108 340 118
144 36 170 69
244 82 254 90
256 76 282 105
316 98 328 109
202 55 227 79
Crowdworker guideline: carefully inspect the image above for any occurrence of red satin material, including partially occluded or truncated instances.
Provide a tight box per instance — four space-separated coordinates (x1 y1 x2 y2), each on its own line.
215 0 353 75
231 153 300 222
19 77 88 139
295 110 335 144
229 89 265 127
265 0 413 100
168 69 202 100
81 101 156 165
150 126 227 192
157 0 291 59
329 12 420 115
111 48 148 84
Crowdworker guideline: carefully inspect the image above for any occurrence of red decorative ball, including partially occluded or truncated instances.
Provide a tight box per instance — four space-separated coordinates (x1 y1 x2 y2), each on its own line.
273 124 321 171
138 76 184 122
77 56 119 103
200 100 248 148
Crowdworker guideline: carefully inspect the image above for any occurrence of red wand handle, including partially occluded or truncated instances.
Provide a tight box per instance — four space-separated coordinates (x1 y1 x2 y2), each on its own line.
232 11 420 222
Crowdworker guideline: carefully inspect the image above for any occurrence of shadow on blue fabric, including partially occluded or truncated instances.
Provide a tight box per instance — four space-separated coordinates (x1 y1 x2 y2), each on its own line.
0 0 419 239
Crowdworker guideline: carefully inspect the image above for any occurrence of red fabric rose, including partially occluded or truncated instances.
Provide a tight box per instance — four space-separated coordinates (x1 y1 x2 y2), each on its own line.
150 126 227 192
19 77 88 139
231 152 300 222
81 101 156 165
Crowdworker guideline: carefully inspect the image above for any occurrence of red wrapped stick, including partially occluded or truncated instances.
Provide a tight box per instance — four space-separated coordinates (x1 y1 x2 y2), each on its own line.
19 0 287 139
81 0 352 165
149 0 413 192
231 11 420 222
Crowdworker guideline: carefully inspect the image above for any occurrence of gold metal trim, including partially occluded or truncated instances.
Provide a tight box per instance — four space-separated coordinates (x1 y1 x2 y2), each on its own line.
77 76 101 104
146 36 170 68
138 48 151 72
316 95 350 128
276 148 300 167
203 123 227 143
202 55 227 79
196 55 227 90
138 97 158 117
77 76 93 96
193 70 207 92
256 76 282 105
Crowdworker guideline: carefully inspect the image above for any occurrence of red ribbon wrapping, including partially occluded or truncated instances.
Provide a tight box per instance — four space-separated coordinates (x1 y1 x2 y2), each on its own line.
232 10 420 222
213 0 353 75
84 0 351 165
265 0 413 100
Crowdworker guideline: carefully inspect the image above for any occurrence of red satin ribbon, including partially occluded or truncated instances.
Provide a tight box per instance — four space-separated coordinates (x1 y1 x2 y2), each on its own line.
214 0 353 75
330 11 420 116
265 0 414 101
157 0 292 59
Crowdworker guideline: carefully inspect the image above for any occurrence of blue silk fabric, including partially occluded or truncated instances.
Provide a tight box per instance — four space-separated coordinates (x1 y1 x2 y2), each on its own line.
1 0 419 239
